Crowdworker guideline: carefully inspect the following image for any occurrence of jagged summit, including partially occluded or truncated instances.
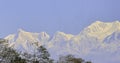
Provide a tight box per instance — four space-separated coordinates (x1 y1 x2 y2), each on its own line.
81 21 120 40
87 21 120 32
5 21 120 45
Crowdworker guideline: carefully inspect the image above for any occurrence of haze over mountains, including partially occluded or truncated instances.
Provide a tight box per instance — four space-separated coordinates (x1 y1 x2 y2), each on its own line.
5 21 120 63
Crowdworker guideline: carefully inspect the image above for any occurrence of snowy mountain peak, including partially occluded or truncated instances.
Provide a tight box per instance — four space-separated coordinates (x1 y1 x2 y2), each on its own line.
5 29 51 53
81 21 120 41
88 21 120 29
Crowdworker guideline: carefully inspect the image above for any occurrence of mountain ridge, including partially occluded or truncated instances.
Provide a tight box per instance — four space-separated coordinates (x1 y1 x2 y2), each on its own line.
4 21 120 63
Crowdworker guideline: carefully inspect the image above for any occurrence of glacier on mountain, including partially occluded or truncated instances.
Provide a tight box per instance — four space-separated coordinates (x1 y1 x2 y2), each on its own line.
5 21 120 63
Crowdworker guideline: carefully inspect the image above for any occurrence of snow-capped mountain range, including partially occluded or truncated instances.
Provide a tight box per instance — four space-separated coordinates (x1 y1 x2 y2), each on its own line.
5 21 120 63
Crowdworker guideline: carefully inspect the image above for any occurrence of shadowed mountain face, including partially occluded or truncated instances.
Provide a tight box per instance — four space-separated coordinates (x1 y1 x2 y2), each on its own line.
5 21 120 63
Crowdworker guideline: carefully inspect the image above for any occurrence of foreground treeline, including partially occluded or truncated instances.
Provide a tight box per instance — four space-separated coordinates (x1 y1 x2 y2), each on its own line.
0 39 92 63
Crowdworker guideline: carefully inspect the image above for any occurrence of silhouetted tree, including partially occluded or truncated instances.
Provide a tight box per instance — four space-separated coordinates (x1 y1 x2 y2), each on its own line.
57 54 92 63
85 61 92 63
0 39 26 63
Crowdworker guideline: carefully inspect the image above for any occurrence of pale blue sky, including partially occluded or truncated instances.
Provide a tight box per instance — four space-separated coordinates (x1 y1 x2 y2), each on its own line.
0 0 120 37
